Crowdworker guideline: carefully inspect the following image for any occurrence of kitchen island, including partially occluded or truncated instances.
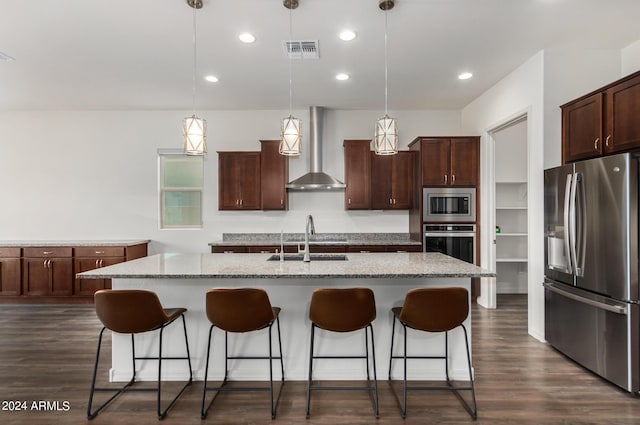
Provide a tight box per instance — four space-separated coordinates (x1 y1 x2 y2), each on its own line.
78 252 493 382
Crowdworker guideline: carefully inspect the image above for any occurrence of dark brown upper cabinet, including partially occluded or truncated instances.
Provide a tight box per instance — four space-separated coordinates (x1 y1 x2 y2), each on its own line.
370 151 415 210
260 140 288 210
218 152 261 210
343 139 372 209
414 137 479 187
562 71 640 164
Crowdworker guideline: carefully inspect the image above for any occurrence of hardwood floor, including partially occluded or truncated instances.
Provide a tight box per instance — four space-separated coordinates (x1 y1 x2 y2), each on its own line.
1 295 639 424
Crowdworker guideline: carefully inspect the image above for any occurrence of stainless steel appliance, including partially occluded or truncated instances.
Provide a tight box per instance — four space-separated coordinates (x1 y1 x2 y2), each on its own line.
544 152 640 392
423 187 476 222
424 224 476 264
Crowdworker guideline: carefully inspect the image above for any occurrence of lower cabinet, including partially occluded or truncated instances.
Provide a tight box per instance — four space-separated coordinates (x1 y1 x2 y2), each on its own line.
23 247 74 296
0 242 148 301
74 247 126 296
0 248 22 296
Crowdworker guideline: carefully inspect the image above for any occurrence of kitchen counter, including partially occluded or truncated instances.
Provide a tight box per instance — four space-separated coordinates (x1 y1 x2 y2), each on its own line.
79 252 492 383
78 252 492 279
0 240 150 247
209 232 421 247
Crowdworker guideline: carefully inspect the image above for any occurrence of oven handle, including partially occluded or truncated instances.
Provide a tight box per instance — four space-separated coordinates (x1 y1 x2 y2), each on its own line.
424 232 476 237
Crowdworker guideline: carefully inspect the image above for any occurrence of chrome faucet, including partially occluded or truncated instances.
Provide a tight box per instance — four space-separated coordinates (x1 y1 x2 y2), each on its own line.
303 214 315 262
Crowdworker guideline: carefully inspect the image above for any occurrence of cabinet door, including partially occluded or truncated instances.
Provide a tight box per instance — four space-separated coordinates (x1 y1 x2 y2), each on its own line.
23 259 50 296
219 153 241 209
0 258 21 295
606 75 640 154
421 139 450 186
237 153 261 209
260 140 288 210
562 93 604 163
450 138 479 187
74 257 123 296
218 152 261 210
370 154 394 209
344 140 371 209
49 258 73 296
391 151 414 208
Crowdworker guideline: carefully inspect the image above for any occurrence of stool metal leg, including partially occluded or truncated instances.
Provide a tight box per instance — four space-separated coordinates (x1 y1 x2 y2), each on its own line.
88 314 192 421
201 320 285 420
388 321 478 420
307 323 379 419
156 314 193 420
306 323 316 419
367 324 380 418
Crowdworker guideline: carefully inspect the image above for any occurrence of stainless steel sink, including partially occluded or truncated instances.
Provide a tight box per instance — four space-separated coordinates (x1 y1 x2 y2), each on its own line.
267 253 348 262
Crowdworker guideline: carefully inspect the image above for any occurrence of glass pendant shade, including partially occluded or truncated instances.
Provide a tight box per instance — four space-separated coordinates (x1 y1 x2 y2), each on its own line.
280 115 302 156
183 115 207 155
374 114 398 155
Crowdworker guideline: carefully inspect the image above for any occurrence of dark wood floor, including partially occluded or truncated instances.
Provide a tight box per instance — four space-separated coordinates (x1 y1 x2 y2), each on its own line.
1 295 639 424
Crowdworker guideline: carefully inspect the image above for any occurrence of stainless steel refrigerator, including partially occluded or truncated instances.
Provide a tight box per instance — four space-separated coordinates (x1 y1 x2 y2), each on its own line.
544 152 640 392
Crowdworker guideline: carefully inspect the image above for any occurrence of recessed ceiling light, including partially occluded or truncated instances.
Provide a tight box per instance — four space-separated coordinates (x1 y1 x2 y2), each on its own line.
339 30 357 41
238 33 256 44
458 72 473 80
336 73 350 81
204 75 219 83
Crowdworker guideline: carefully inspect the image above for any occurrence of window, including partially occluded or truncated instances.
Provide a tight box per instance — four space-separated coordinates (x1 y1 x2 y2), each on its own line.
158 150 203 229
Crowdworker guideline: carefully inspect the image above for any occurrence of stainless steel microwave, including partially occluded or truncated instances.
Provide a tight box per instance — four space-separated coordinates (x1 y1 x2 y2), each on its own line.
423 187 476 222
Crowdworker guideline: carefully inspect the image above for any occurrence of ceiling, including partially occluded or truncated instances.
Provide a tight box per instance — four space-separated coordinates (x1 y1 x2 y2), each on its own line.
2 0 640 111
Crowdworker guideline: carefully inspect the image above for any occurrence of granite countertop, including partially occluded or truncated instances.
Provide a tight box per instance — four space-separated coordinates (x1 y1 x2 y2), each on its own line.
78 252 494 279
0 240 150 247
209 233 421 247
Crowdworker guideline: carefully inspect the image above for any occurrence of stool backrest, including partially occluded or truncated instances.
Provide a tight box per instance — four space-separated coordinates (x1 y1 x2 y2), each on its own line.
206 288 275 332
399 287 469 332
309 287 376 332
94 289 170 334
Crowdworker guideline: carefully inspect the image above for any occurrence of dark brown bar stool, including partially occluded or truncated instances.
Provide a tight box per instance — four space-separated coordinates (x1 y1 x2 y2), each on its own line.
388 287 477 419
87 289 192 420
306 287 379 418
201 288 284 420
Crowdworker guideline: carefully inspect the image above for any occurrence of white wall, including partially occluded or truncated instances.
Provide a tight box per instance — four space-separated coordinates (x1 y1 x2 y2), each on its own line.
461 51 545 340
622 39 640 76
0 108 463 254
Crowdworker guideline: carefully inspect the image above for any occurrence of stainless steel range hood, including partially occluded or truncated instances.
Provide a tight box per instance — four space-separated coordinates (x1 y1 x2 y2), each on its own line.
286 106 346 191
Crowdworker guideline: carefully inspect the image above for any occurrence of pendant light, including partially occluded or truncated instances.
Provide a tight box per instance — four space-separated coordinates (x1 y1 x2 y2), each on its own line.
183 0 207 156
374 0 398 156
280 0 302 156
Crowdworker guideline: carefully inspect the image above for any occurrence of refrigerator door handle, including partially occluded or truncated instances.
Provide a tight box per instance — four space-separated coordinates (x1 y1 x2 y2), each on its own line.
569 172 579 276
576 172 586 277
563 173 573 275
544 282 628 315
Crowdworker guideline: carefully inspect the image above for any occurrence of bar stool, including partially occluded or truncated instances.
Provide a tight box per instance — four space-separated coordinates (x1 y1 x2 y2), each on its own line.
87 289 193 420
388 287 477 419
201 288 284 420
306 287 379 418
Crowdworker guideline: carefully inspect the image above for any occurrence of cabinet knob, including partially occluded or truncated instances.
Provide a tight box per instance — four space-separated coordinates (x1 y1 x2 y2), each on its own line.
605 135 611 149
594 137 600 151
348 198 351 205
444 174 448 184
452 174 456 184
95 250 105 254
43 251 53 255
389 198 392 205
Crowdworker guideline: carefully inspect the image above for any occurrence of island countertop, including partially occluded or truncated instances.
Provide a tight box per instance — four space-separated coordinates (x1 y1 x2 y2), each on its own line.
77 252 494 279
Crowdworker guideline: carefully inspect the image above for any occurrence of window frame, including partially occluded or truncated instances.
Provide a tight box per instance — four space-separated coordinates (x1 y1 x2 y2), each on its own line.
158 149 204 229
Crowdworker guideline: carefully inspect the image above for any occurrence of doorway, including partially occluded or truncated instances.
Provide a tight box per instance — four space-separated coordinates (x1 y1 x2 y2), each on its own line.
478 113 529 309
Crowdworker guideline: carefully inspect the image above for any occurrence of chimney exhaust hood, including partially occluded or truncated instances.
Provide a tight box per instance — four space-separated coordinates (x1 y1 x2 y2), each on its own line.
285 106 346 191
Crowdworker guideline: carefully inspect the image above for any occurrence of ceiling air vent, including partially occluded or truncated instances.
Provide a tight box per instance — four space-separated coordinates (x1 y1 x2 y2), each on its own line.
283 40 319 59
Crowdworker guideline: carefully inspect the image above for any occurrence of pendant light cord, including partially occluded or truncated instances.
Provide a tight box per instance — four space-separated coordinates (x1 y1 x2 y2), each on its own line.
384 9 388 117
288 6 293 116
192 4 197 116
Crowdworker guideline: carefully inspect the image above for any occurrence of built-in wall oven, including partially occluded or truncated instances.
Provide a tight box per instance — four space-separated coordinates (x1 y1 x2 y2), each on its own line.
424 224 476 264
423 187 476 222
